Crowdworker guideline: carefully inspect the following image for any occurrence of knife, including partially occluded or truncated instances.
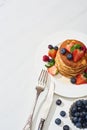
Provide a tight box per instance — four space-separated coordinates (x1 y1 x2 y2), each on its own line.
38 78 55 130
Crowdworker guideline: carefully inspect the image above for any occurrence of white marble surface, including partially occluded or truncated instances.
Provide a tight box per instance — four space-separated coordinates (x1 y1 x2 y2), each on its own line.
0 0 87 130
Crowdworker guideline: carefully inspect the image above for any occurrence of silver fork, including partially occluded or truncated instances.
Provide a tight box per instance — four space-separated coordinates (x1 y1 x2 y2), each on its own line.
23 69 48 130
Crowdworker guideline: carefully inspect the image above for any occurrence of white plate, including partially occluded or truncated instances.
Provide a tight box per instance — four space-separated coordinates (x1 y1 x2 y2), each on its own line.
34 30 87 98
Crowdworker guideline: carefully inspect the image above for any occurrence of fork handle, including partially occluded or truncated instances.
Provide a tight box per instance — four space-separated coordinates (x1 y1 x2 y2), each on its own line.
23 91 40 130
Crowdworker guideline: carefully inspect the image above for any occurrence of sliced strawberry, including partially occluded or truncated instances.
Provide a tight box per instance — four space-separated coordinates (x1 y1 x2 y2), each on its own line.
76 74 87 85
48 49 57 58
65 42 75 52
73 49 85 62
48 65 58 76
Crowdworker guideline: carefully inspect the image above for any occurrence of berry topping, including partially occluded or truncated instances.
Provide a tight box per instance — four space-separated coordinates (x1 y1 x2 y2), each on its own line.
55 118 61 125
70 44 81 52
48 44 53 49
84 68 87 73
66 42 75 52
60 111 66 117
48 49 57 58
56 99 62 105
63 125 70 130
70 99 87 129
60 48 66 54
76 74 87 85
73 49 85 62
70 77 76 84
43 55 49 62
81 45 86 52
54 46 58 50
48 65 58 76
45 59 55 68
67 53 73 60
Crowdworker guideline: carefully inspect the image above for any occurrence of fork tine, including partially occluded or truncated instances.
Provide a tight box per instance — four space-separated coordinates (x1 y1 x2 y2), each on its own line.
38 69 48 85
43 70 48 84
38 69 44 82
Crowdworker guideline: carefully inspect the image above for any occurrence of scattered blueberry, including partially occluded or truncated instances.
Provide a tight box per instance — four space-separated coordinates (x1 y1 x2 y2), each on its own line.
60 48 66 54
70 77 76 84
60 111 66 117
54 46 58 50
48 44 53 49
63 125 70 130
56 99 62 105
67 53 73 60
55 118 61 125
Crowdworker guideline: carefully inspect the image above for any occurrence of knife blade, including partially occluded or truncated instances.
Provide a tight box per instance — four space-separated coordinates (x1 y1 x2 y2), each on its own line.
38 78 55 130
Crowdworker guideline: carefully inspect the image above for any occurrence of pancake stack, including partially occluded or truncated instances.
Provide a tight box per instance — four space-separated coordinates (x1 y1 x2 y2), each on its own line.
55 40 87 78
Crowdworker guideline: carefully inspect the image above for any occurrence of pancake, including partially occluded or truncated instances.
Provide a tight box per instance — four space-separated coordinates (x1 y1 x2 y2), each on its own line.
55 39 87 78
59 40 87 68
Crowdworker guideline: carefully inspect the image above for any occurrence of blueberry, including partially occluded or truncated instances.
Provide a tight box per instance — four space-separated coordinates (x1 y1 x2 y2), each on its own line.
63 125 70 130
83 100 87 105
78 117 84 123
71 106 77 113
74 112 80 117
85 115 87 120
60 48 66 54
77 107 82 112
76 122 82 128
72 117 78 123
85 105 87 110
55 118 61 125
54 46 58 50
80 112 85 118
82 123 87 128
56 99 62 105
70 77 76 84
67 53 73 60
48 44 53 49
76 100 83 107
60 111 66 117
82 111 86 116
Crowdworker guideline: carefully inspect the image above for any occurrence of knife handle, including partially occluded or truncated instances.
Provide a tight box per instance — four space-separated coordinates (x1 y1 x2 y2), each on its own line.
38 118 45 130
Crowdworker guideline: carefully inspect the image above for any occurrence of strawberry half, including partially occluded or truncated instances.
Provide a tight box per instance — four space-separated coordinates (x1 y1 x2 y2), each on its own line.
76 74 87 85
73 49 85 62
65 42 75 52
48 65 58 76
48 49 57 58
